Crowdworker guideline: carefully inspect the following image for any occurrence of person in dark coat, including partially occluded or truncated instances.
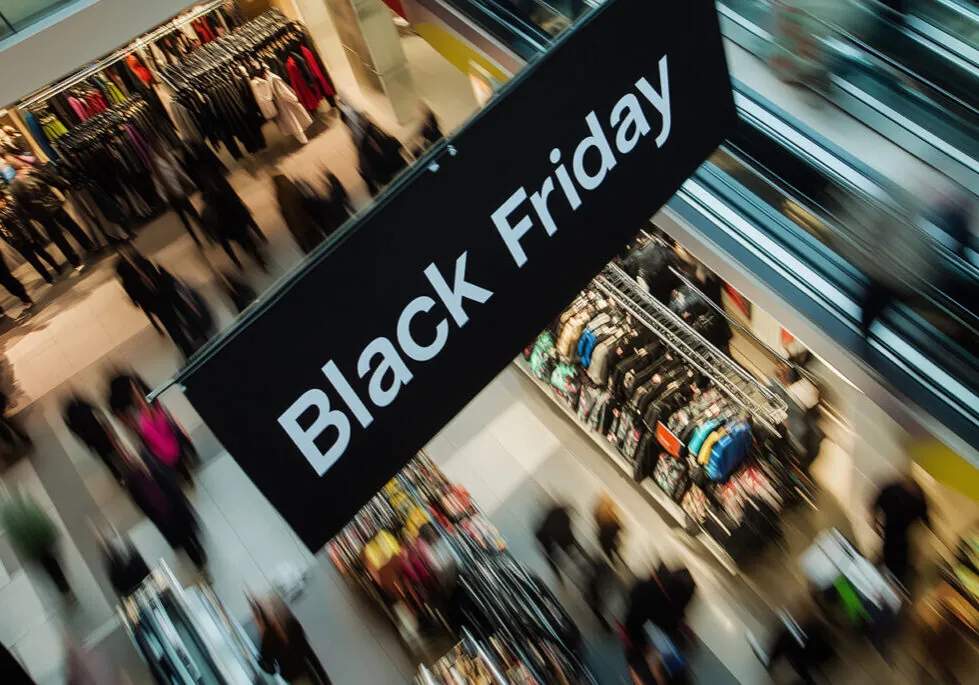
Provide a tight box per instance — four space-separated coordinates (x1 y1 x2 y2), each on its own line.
7 164 93 269
0 391 32 463
114 244 195 356
63 396 125 484
0 191 62 283
97 533 150 597
873 476 931 586
250 594 333 684
273 174 320 254
535 501 588 582
358 122 406 196
107 372 149 431
623 563 696 683
200 187 267 272
123 452 206 571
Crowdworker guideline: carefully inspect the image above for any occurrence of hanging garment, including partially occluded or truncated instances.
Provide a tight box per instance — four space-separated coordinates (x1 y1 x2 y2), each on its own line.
67 96 90 122
24 112 59 160
125 54 153 86
269 73 313 143
249 75 278 119
286 56 321 111
302 45 335 98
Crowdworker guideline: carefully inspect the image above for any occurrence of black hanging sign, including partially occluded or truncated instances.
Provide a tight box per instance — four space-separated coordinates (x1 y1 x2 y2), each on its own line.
181 0 736 549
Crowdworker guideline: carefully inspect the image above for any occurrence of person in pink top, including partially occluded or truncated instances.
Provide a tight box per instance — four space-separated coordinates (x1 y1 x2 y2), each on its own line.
134 393 196 484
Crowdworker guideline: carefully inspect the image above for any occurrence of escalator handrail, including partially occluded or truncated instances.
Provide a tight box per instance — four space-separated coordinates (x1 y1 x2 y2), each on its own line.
730 82 979 337
442 0 553 53
730 0 979 124
805 0 979 119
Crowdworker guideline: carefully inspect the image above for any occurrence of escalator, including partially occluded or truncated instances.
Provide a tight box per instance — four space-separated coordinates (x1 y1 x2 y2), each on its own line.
671 83 979 454
717 0 979 192
401 0 979 457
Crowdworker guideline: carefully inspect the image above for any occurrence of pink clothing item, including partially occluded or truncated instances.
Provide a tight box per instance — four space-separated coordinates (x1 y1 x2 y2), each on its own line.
138 407 181 466
68 96 89 122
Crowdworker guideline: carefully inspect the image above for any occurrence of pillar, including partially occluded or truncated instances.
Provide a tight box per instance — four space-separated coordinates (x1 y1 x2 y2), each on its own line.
320 0 418 123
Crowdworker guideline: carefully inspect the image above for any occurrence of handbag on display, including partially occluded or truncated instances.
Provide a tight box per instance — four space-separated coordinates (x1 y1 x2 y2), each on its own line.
653 452 689 502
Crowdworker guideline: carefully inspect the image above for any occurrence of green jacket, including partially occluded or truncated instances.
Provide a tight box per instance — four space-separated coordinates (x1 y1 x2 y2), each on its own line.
1 495 58 560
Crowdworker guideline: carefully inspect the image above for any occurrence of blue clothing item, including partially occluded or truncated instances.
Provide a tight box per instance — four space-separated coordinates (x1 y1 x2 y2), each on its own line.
578 329 597 367
24 112 59 161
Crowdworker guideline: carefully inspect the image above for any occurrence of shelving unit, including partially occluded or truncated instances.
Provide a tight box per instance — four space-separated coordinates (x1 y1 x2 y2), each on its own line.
515 358 739 574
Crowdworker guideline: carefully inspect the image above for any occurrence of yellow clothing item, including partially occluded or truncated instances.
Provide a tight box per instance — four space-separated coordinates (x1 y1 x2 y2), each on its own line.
363 530 400 569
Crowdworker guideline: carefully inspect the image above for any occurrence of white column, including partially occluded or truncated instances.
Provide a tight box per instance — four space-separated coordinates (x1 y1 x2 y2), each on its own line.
320 0 419 123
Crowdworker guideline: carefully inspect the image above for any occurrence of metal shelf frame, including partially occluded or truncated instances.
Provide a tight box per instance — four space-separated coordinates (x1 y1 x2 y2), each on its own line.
593 263 788 434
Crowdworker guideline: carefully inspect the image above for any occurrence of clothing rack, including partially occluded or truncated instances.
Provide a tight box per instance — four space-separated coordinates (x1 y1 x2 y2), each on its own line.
18 0 228 110
159 10 295 92
593 263 789 434
118 561 276 685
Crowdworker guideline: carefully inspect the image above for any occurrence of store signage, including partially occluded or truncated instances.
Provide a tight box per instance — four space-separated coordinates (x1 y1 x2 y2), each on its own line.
182 0 735 550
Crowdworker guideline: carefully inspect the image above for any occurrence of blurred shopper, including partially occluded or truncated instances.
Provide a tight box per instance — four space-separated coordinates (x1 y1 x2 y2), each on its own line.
594 492 624 564
122 451 206 572
63 395 127 484
535 499 589 583
0 250 35 323
623 562 696 681
345 108 407 196
832 195 943 338
8 164 93 270
133 391 197 485
410 106 443 156
273 174 320 254
872 475 930 586
767 362 825 468
1 492 73 600
0 191 62 283
250 594 333 684
218 269 257 313
622 563 697 682
151 143 204 247
107 372 149 433
768 0 829 89
929 190 973 260
200 186 267 272
115 244 196 357
0 391 32 464
754 606 836 685
586 494 625 629
93 528 150 598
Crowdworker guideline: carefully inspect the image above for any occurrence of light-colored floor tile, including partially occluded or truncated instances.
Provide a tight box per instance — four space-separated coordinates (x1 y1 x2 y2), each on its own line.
13 616 64 681
487 400 562 473
0 572 49 644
